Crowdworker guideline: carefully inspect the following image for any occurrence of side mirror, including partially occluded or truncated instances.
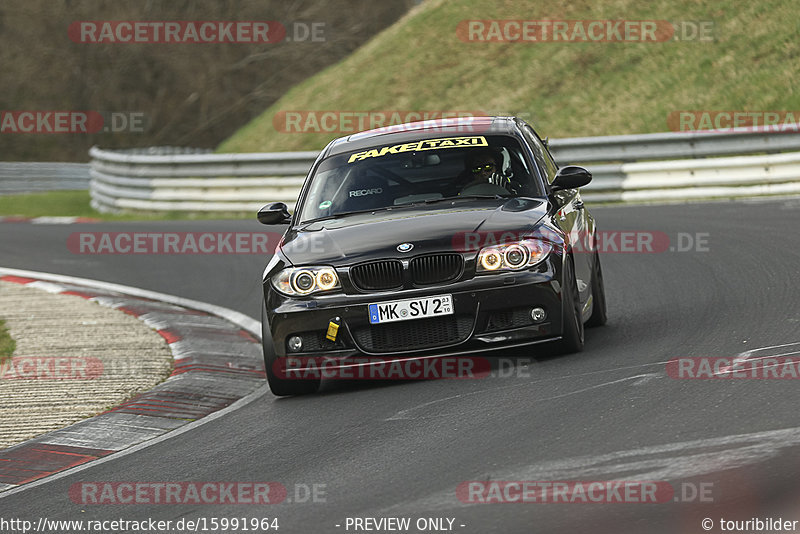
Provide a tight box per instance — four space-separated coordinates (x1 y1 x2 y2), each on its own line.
257 202 291 225
551 166 592 191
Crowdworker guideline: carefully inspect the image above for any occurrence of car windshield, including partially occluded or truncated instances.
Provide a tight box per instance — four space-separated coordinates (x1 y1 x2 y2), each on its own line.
298 134 542 223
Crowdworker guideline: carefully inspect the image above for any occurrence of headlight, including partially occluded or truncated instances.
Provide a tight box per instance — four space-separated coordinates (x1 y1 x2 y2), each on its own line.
476 239 552 273
272 266 341 296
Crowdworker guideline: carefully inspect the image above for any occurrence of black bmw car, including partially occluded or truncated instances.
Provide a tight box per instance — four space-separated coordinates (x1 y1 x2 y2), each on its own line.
258 116 606 395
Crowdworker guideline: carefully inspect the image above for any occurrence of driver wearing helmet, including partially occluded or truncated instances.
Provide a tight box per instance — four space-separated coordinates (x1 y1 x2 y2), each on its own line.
458 148 513 194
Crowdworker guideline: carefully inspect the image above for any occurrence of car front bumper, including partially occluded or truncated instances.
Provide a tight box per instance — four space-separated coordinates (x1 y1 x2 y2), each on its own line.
264 259 566 364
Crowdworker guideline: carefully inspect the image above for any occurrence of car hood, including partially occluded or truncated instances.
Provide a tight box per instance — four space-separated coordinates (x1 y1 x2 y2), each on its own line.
280 198 549 265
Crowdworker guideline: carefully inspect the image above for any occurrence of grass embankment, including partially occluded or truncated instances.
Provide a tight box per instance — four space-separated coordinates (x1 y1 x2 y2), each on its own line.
9 0 799 217
219 0 800 153
0 191 252 220
0 319 15 366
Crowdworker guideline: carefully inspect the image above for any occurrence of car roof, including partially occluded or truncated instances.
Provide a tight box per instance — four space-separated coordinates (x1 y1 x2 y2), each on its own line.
324 116 521 157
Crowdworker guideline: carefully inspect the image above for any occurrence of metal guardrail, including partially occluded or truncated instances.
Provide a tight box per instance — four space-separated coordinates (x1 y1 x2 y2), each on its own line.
0 163 90 195
585 151 800 202
0 149 210 195
85 124 800 212
548 126 800 163
89 147 318 212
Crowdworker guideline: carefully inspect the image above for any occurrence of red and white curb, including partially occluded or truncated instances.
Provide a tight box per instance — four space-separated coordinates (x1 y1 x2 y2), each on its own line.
0 216 99 224
0 267 267 496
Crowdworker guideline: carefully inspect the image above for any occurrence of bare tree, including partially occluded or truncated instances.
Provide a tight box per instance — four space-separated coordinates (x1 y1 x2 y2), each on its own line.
0 0 414 161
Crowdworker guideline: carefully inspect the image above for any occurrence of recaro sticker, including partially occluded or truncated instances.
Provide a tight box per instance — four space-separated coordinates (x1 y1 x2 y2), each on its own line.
347 136 488 163
348 188 383 197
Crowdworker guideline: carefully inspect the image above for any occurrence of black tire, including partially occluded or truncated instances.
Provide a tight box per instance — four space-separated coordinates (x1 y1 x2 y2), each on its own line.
262 306 320 396
553 256 584 354
586 250 608 328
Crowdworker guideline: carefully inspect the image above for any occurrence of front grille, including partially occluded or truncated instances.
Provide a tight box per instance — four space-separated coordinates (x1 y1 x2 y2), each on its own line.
485 308 534 332
410 254 463 285
352 315 473 353
350 261 403 291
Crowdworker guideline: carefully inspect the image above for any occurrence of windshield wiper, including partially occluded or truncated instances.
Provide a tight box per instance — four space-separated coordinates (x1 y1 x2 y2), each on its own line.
301 206 395 224
422 194 505 204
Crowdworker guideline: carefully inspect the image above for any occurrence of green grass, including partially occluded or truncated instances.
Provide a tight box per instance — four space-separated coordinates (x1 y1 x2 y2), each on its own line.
218 0 800 153
0 191 253 220
0 319 15 366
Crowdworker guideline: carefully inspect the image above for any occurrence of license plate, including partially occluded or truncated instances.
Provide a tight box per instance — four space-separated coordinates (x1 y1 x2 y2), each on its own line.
368 295 453 324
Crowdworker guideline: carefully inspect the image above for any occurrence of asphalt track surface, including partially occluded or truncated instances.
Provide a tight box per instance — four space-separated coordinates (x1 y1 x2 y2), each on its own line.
1 197 799 533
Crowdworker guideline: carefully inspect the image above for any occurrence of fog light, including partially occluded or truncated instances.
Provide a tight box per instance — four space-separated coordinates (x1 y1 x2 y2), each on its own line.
287 336 303 352
530 307 546 323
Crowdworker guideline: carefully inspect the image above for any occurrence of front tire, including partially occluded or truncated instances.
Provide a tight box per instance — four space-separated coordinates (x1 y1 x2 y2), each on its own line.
586 250 608 328
553 255 584 354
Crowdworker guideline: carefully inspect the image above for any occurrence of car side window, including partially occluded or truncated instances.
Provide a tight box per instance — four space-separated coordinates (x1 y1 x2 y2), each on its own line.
521 124 558 184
